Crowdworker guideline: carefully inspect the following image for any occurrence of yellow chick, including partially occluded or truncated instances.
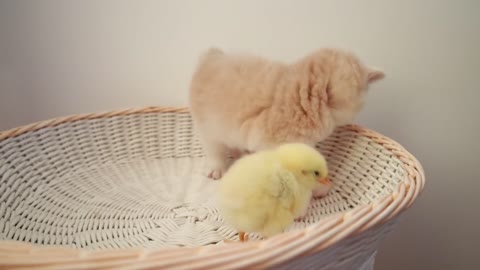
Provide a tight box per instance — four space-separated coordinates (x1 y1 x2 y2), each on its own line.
217 143 331 242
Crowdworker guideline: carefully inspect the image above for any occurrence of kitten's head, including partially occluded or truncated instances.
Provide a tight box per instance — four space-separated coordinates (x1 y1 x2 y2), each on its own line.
302 48 385 125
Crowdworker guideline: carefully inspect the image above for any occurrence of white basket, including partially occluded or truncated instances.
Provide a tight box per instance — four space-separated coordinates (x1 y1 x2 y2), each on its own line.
0 107 425 269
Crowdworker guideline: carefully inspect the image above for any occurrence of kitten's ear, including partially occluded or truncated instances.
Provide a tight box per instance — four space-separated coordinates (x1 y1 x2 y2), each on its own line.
366 67 385 83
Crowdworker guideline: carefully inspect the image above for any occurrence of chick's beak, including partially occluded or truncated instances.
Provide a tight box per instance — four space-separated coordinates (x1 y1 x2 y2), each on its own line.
318 177 331 185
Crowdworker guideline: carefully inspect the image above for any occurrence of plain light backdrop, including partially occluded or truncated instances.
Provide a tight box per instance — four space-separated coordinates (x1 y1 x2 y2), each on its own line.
0 1 479 269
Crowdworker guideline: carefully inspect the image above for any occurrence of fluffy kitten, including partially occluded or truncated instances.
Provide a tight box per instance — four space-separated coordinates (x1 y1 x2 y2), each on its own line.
189 47 384 182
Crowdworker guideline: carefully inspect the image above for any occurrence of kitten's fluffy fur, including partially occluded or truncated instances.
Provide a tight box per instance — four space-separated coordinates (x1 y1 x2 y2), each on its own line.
189 47 384 180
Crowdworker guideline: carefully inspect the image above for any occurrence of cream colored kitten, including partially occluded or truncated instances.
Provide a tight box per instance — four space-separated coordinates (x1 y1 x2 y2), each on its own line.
189 47 384 184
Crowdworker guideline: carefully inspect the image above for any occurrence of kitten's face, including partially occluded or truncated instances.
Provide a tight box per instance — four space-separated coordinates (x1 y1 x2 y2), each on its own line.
326 53 384 125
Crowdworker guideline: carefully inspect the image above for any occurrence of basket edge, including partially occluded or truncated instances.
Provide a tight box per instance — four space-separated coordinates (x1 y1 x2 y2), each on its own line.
0 106 189 141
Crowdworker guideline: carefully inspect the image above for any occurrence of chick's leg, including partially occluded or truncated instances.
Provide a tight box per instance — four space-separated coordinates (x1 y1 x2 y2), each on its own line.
239 231 248 242
222 232 248 243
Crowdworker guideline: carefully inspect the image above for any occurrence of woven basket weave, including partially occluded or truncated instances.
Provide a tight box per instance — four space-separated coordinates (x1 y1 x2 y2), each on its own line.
0 106 425 270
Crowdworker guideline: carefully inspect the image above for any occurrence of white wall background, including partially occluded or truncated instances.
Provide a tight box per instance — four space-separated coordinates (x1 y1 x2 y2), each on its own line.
0 0 478 269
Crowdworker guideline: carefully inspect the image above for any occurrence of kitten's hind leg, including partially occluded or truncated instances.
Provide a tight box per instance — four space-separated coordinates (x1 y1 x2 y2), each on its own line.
202 140 229 180
228 148 252 160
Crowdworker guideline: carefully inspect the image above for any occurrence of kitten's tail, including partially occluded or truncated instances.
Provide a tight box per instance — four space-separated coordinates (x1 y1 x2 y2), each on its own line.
205 47 223 56
198 47 224 65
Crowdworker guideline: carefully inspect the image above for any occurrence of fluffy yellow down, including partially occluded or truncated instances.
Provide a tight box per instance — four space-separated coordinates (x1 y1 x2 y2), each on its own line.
217 143 329 239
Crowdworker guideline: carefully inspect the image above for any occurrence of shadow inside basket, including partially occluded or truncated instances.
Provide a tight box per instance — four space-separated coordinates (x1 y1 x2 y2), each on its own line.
0 113 406 250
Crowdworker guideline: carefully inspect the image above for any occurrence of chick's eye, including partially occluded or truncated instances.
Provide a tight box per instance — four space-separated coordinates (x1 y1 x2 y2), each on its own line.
314 171 320 176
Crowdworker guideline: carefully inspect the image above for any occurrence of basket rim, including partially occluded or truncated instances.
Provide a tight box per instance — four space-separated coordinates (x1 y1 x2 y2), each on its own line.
0 106 426 270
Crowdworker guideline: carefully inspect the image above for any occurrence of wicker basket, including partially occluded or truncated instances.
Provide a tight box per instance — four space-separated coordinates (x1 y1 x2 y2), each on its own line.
0 106 425 270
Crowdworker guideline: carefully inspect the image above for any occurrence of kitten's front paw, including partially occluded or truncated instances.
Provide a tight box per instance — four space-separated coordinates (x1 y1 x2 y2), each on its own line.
312 182 333 198
207 169 224 180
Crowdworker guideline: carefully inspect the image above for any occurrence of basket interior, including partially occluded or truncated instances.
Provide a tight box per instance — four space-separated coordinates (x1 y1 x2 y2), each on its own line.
0 112 405 250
